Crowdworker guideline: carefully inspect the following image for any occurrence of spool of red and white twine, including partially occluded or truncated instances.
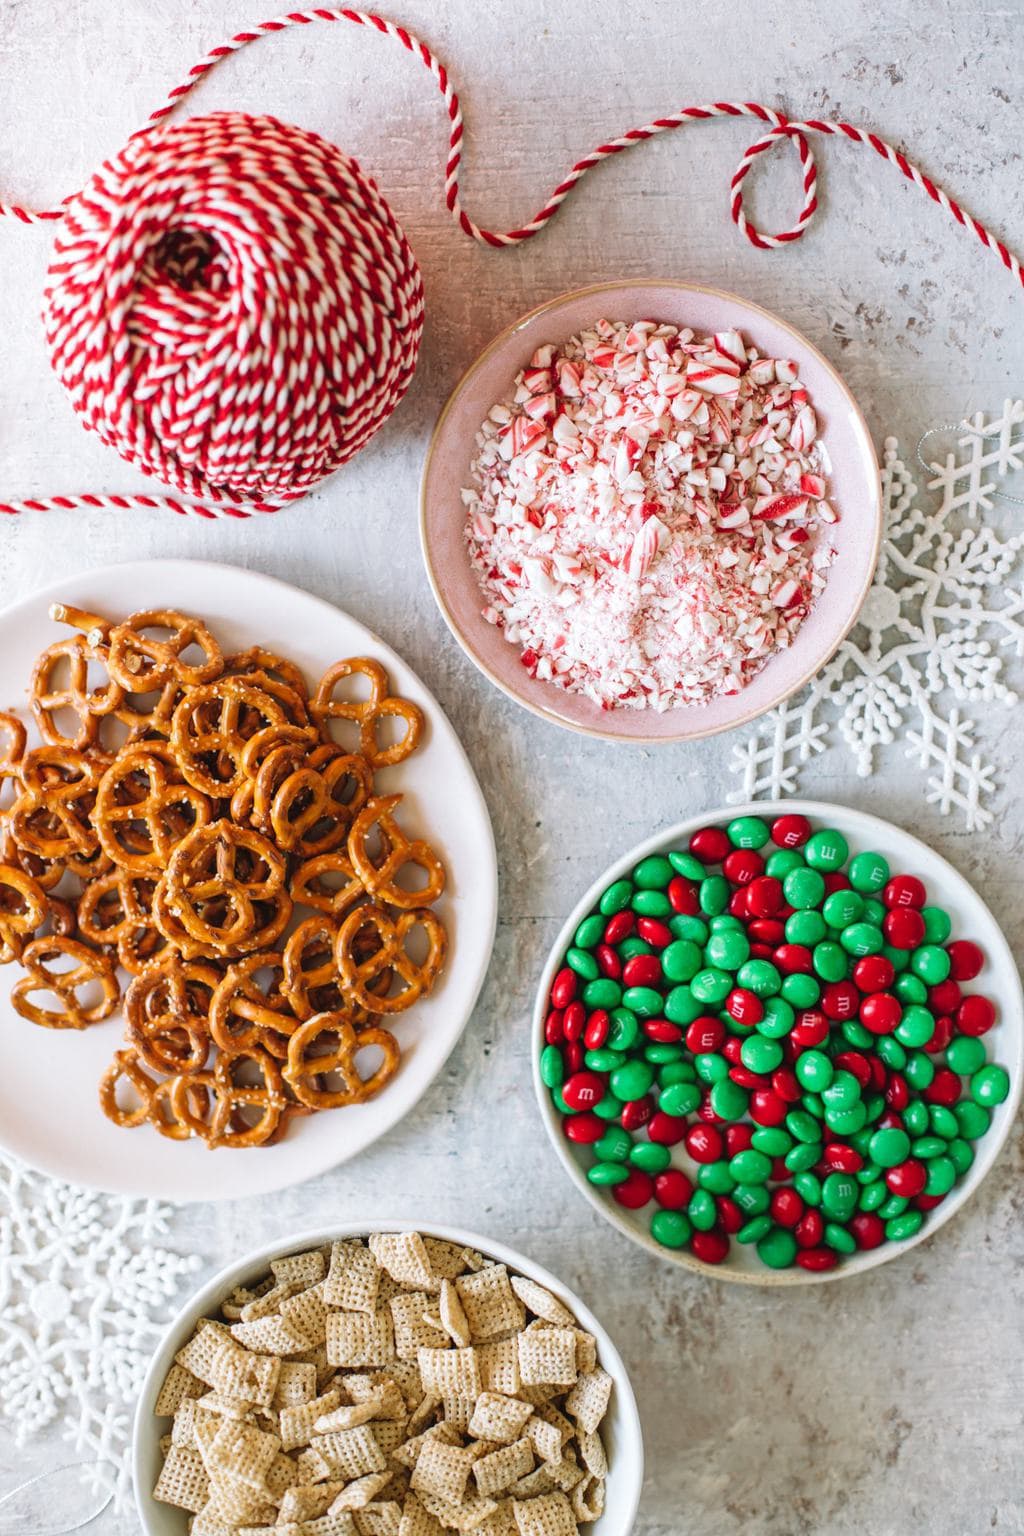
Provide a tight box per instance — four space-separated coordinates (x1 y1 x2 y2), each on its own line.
1 7 1020 521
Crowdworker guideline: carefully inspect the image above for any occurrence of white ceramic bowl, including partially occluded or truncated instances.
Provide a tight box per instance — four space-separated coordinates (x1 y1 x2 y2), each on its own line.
532 801 1023 1285
421 281 881 744
133 1220 645 1535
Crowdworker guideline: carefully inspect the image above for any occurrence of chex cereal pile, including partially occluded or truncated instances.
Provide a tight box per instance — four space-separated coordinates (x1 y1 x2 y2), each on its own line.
153 1232 611 1535
464 320 837 711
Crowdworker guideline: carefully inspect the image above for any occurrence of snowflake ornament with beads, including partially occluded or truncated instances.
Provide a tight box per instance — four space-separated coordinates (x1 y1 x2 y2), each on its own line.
730 400 1024 830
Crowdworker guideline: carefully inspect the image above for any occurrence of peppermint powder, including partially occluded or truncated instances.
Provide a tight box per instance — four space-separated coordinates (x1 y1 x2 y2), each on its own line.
463 319 838 711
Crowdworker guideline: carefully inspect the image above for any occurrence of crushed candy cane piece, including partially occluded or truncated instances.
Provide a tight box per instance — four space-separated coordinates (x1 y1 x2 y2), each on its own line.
463 320 839 711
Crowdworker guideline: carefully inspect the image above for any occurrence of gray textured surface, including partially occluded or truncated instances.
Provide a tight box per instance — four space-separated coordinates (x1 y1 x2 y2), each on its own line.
1 1 1022 1531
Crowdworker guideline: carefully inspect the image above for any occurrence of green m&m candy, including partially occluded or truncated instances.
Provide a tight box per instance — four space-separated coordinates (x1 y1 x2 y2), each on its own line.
662 939 703 982
599 878 633 915
574 914 605 949
633 854 674 889
971 1064 1010 1106
757 1227 798 1268
727 815 771 849
847 850 889 891
946 1036 986 1075
785 867 826 909
804 828 849 871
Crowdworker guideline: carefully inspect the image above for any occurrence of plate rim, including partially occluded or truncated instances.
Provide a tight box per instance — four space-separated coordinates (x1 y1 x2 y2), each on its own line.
0 557 498 1201
420 278 883 745
530 798 1024 1284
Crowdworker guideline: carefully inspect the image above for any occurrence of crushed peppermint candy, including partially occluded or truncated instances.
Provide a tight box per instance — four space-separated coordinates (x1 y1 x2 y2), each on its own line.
462 318 839 711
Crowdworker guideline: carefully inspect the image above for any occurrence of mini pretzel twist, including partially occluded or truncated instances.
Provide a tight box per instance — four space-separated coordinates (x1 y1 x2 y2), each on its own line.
10 747 105 862
289 847 366 919
283 1011 401 1110
95 742 212 872
170 678 287 795
347 793 446 910
281 913 386 1026
206 1047 287 1148
78 870 167 973
0 864 47 964
123 960 220 1073
0 711 26 814
160 819 292 954
311 657 424 768
29 635 124 751
11 936 119 1029
335 904 447 1014
224 647 310 702
99 1046 159 1129
106 609 223 691
209 952 300 1057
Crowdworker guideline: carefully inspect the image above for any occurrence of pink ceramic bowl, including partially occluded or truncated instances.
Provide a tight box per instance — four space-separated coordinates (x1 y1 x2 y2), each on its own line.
420 281 881 744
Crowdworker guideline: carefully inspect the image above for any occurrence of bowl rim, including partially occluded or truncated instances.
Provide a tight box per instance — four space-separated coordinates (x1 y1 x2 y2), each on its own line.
419 279 883 746
530 798 1024 1285
132 1217 646 1535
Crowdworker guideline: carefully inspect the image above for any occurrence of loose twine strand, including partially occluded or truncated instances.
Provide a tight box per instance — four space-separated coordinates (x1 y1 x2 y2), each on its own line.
0 1463 112 1535
1 5 1021 520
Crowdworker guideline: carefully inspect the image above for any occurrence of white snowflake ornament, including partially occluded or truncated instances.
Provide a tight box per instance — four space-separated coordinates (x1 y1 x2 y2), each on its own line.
730 400 1024 829
0 1158 202 1513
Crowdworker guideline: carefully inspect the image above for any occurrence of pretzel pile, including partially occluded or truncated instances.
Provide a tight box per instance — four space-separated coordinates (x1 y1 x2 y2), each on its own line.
0 605 448 1148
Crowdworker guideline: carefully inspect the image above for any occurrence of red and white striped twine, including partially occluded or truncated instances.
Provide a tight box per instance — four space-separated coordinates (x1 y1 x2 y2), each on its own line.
1 6 1020 521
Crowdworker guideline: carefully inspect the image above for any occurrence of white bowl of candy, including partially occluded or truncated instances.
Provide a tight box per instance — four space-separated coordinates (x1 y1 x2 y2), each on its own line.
532 801 1022 1284
133 1221 644 1535
422 281 881 743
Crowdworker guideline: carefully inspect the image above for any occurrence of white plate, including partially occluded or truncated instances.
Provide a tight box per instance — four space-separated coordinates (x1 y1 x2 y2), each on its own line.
132 1220 645 1536
532 800 1023 1284
0 560 497 1201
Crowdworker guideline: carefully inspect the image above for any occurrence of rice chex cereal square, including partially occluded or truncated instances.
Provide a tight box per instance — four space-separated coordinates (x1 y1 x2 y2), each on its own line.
454 1267 526 1343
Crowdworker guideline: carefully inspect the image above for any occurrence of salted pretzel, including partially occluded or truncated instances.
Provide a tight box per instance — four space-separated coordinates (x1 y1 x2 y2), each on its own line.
281 914 388 1024
0 828 63 894
310 657 424 768
283 1012 401 1110
205 1048 287 1149
0 864 47 964
72 870 127 947
238 670 311 730
335 904 447 1015
160 820 291 954
123 961 220 1075
11 936 119 1029
0 711 26 813
250 742 329 851
29 636 122 750
224 647 310 701
105 609 223 692
42 895 78 940
289 847 365 919
10 746 105 862
94 742 212 872
293 745 375 858
99 1046 159 1129
151 883 233 962
347 794 446 910
209 953 299 1058
170 678 288 796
